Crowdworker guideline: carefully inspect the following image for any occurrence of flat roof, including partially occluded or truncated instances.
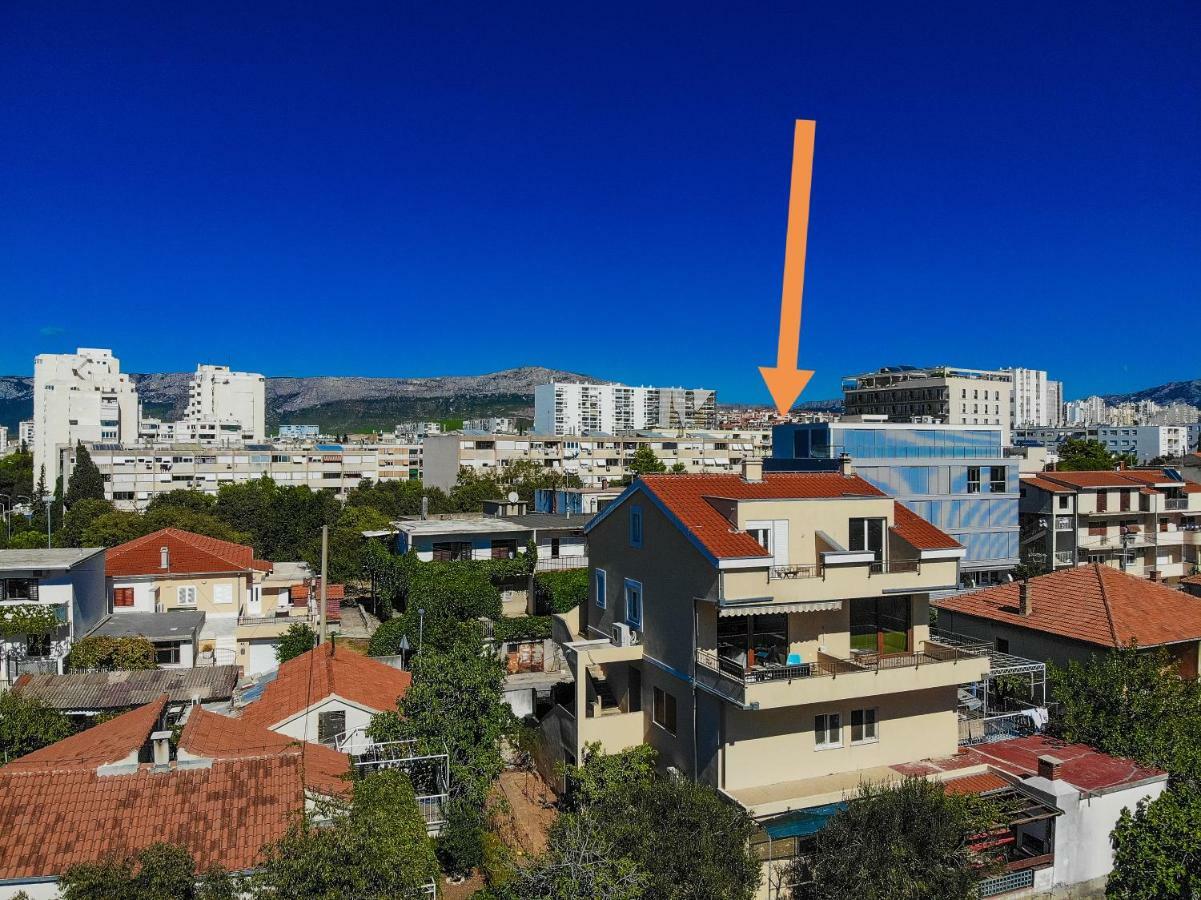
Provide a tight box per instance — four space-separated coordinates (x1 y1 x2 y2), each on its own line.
394 516 529 536
0 547 104 572
89 611 205 641
501 513 588 531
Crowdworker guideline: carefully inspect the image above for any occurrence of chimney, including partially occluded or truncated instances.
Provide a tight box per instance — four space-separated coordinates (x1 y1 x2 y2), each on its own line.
151 730 173 768
421 496 429 520
1037 755 1063 781
1148 570 1159 582
1019 580 1032 616
160 546 170 570
742 457 763 483
839 452 856 477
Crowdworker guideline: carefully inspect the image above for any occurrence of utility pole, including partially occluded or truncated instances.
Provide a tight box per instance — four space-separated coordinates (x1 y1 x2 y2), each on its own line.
318 525 328 645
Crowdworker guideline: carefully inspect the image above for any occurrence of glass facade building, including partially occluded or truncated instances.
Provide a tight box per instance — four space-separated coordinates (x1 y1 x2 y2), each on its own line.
771 423 1019 586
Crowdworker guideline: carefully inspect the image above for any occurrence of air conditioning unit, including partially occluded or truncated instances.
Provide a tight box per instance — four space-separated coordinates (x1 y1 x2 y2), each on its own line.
611 622 634 648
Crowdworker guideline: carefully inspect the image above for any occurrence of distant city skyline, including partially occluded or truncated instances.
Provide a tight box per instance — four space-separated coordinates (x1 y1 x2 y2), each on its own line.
1 3 1198 403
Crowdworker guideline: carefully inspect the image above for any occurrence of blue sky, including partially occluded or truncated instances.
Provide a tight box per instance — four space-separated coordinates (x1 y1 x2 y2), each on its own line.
1 3 1198 402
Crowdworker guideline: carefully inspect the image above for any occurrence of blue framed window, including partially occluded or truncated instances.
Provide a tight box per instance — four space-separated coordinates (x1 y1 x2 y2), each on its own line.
624 579 643 628
595 569 607 609
629 505 644 548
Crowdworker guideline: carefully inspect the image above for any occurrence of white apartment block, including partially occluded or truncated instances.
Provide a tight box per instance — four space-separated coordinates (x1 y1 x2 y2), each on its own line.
422 429 770 492
1045 380 1064 427
1064 396 1106 426
33 348 139 487
185 365 266 442
1005 368 1054 430
1097 426 1191 463
534 382 717 435
18 420 35 449
463 417 519 433
0 426 8 455
74 444 379 511
842 366 1013 445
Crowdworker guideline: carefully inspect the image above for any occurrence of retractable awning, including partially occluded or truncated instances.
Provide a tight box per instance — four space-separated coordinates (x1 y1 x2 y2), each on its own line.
718 600 842 616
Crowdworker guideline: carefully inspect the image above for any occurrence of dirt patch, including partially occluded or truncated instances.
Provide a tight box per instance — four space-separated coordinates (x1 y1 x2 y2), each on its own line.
492 767 558 860
439 871 487 900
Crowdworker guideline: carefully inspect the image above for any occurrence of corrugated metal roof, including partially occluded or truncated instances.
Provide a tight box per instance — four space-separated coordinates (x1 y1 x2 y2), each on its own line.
12 666 240 710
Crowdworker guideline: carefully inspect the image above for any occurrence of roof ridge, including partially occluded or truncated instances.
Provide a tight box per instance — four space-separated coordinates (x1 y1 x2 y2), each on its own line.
1093 565 1122 648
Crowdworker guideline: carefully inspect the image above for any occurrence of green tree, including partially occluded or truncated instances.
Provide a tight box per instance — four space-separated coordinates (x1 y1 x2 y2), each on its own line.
562 742 657 811
1107 784 1201 899
81 510 148 547
6 529 49 550
534 569 589 614
669 462 687 473
0 448 34 507
625 446 666 482
58 842 223 900
787 777 1000 900
64 443 106 507
252 770 438 897
65 636 157 671
1056 438 1121 471
276 622 317 664
145 490 217 514
141 506 248 543
1048 645 1201 780
57 498 116 548
0 690 76 762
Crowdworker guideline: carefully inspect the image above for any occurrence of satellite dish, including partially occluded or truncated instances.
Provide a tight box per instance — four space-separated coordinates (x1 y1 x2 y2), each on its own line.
508 491 519 502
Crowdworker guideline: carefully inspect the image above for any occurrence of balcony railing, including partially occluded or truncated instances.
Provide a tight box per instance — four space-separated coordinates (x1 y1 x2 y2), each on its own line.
1165 498 1189 510
1053 549 1074 566
769 564 823 581
868 559 921 576
535 556 588 572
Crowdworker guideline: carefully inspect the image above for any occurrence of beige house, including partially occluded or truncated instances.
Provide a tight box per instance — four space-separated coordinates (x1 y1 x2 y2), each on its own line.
545 460 989 822
106 529 336 674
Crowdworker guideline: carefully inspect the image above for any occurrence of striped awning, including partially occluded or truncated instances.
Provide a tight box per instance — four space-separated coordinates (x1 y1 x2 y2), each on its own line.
718 600 842 617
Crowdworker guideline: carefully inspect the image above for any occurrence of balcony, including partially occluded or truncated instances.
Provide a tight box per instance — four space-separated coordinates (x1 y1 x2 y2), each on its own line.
1165 498 1189 511
732 557 957 607
695 640 989 710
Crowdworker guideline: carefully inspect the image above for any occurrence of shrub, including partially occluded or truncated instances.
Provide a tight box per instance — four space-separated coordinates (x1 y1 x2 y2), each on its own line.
65 636 156 671
533 568 589 614
491 615 552 643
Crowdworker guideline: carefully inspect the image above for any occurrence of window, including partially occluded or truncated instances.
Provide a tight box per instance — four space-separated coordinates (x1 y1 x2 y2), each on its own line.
490 539 518 560
317 710 347 745
432 541 473 561
1058 495 1069 510
155 642 181 665
717 613 788 670
967 466 981 493
1120 490 1132 512
1 578 37 601
995 637 1009 653
652 686 676 734
748 526 772 554
848 518 885 560
550 538 561 558
176 586 197 606
989 467 1006 493
814 713 841 749
213 584 233 605
27 634 52 658
850 596 911 654
629 505 643 548
113 587 135 608
1096 491 1108 512
624 579 643 628
851 708 878 743
595 569 606 608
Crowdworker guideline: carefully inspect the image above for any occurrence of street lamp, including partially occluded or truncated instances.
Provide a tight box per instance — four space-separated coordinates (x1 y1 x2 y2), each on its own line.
42 494 53 548
417 608 425 654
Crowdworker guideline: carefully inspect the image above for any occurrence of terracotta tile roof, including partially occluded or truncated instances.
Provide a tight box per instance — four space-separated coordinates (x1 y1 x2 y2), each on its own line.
963 735 1166 792
892 505 962 551
179 707 350 797
0 697 351 880
934 565 1201 648
2 697 167 773
942 771 1011 795
633 472 888 560
106 528 273 577
238 642 411 731
1181 573 1201 586
291 581 345 622
1034 470 1180 490
1021 475 1074 494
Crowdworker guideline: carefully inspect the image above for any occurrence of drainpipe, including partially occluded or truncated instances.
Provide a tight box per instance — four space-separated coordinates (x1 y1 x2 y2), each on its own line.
692 595 699 782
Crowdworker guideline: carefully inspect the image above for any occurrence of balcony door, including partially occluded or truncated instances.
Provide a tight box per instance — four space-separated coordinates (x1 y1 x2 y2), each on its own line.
848 518 886 561
717 613 788 671
850 596 911 656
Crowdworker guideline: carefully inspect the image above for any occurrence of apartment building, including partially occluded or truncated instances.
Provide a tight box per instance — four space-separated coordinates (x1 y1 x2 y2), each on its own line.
185 365 266 442
1019 469 1201 580
276 424 321 440
1096 425 1190 463
841 366 1013 445
373 438 423 482
422 429 770 492
546 462 989 826
74 443 378 510
1003 368 1063 430
464 417 519 433
0 548 107 686
18 419 34 450
534 382 718 435
33 348 139 485
771 422 1019 587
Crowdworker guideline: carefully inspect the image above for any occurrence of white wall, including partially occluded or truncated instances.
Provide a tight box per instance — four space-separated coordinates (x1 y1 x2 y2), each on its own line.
271 696 378 747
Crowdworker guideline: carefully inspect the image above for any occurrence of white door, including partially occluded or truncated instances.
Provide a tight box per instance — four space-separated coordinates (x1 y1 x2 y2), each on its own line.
246 640 279 677
247 586 262 617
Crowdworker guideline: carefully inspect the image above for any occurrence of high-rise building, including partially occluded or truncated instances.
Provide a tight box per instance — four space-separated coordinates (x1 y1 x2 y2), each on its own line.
33 348 139 486
841 366 1012 445
534 382 717 435
1044 380 1064 427
18 420 35 449
1003 368 1063 430
185 365 266 442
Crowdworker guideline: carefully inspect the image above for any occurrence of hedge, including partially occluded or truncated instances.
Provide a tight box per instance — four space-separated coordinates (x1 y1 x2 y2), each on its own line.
533 568 589 614
491 615 552 643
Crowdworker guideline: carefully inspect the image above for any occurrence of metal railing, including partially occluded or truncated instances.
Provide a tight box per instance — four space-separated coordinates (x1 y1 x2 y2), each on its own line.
868 559 921 575
1053 550 1075 565
769 564 823 580
1166 498 1189 510
5 656 61 681
535 556 588 572
416 793 448 827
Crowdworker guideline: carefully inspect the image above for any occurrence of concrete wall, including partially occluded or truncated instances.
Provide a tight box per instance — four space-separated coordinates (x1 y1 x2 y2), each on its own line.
272 696 377 747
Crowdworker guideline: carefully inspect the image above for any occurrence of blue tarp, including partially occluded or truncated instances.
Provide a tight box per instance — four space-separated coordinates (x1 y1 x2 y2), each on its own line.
761 802 848 839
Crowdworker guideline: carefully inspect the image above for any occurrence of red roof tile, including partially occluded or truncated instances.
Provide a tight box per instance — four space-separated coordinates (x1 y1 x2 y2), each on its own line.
962 735 1166 792
1035 470 1179 490
106 528 273 577
934 565 1201 648
291 581 345 622
1021 475 1074 494
3 696 167 773
179 707 350 797
1182 574 1201 586
892 505 962 551
943 772 1011 795
238 642 411 731
632 472 888 560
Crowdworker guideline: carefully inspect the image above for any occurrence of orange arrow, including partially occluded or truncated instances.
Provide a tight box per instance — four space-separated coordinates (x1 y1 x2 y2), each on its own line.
759 119 817 415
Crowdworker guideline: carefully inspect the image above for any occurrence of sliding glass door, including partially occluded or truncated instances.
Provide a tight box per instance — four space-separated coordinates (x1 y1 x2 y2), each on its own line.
850 596 910 655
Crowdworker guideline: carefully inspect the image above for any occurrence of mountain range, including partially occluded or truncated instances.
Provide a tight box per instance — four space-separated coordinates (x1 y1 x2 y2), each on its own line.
0 371 1196 436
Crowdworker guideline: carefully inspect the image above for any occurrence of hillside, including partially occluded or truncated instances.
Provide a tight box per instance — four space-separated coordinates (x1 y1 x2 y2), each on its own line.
0 366 601 434
1099 378 1201 408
